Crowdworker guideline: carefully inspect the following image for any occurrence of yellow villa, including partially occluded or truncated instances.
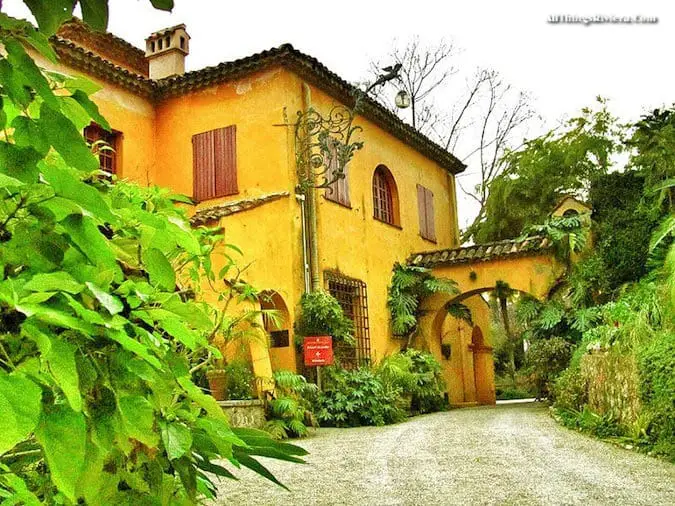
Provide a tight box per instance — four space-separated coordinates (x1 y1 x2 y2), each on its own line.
29 19 569 406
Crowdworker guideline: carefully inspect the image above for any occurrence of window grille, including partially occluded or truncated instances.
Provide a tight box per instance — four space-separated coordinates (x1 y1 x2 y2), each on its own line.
324 271 371 368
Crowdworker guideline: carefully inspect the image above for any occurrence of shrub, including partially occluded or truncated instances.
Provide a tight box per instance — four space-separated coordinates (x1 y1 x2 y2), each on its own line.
638 331 675 460
553 365 588 410
266 371 319 439
314 367 406 427
496 386 535 400
293 291 354 346
224 360 255 400
525 337 574 399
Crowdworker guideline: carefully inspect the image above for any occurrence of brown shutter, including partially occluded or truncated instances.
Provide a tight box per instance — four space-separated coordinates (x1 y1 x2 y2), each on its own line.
417 184 426 235
193 125 237 201
192 130 215 202
424 187 435 241
325 139 350 206
215 125 237 197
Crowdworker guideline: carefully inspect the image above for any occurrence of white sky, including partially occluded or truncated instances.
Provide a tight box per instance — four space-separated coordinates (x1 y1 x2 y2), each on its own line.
4 0 674 229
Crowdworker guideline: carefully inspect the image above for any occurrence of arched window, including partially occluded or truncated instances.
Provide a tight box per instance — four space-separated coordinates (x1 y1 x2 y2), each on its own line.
372 165 399 226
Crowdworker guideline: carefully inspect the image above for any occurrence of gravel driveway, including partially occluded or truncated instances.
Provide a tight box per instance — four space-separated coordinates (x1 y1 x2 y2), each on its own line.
214 402 675 505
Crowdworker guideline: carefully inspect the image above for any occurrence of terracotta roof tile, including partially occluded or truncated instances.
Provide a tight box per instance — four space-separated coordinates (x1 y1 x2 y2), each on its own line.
48 34 464 174
190 191 289 226
408 236 553 268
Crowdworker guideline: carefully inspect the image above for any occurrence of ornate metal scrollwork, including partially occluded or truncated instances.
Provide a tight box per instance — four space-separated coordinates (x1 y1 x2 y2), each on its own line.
295 105 364 192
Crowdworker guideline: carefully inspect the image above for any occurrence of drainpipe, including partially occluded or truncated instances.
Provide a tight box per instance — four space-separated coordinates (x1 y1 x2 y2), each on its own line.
296 193 311 293
302 83 321 292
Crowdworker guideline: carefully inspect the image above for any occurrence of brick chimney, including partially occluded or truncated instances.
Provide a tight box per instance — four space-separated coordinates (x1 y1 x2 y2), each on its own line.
145 24 190 79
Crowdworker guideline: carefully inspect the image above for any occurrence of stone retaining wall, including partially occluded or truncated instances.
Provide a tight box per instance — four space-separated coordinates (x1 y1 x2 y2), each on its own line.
218 399 266 429
580 350 641 425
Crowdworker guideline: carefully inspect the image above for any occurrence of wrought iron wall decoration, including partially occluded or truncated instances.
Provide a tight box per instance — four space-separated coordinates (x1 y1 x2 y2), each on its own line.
295 64 404 192
295 105 363 192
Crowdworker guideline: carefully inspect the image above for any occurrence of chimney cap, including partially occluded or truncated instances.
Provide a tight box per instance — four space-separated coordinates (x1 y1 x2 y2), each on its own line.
145 24 190 42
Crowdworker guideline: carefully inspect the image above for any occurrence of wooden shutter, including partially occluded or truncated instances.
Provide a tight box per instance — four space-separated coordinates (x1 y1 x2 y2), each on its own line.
325 139 350 206
424 187 435 241
193 125 237 202
417 184 436 241
417 184 426 234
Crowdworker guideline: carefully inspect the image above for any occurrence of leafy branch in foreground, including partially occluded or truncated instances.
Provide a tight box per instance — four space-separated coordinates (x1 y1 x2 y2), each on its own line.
0 11 305 504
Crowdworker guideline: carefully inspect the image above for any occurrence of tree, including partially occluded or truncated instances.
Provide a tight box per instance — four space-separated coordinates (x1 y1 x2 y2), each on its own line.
493 281 517 385
0 3 305 503
367 39 535 239
466 98 624 243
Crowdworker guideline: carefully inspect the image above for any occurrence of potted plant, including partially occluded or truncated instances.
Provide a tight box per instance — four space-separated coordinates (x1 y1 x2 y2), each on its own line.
206 363 229 401
293 291 355 348
196 265 281 401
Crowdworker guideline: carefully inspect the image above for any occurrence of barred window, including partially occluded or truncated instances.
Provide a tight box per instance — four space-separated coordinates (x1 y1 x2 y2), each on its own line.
325 271 370 368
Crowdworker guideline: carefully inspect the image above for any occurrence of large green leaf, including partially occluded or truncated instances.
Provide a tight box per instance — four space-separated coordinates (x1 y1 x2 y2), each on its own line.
35 405 86 502
23 271 84 294
46 339 82 412
160 421 192 460
0 373 42 454
118 395 158 447
79 0 110 32
86 281 123 315
108 328 161 369
149 0 175 10
142 248 176 291
39 103 100 173
23 0 75 36
71 90 111 131
4 39 57 108
41 161 116 224
60 214 119 275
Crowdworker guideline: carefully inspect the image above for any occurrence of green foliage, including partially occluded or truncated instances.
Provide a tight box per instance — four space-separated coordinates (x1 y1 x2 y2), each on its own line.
522 213 589 263
525 337 574 399
293 291 354 346
0 11 305 503
552 366 588 410
223 360 254 400
495 386 535 400
589 171 659 291
315 349 446 428
265 371 318 439
466 98 624 242
22 0 173 36
387 263 457 340
378 349 446 414
638 332 675 460
555 406 622 439
314 366 406 427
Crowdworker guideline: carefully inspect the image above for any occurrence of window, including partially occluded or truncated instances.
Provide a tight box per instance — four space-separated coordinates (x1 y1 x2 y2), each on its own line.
192 125 238 202
372 165 399 226
84 123 120 175
324 138 350 207
260 291 290 348
417 184 436 241
325 271 370 368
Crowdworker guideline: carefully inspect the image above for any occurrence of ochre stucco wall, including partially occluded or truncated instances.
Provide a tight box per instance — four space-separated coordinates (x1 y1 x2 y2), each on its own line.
421 254 563 404
302 81 460 365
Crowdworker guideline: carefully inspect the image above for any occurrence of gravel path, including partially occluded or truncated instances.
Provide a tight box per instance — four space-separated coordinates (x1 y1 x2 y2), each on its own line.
214 402 675 505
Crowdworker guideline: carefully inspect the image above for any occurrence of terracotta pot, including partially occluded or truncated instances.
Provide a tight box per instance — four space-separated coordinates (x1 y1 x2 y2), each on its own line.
206 369 228 401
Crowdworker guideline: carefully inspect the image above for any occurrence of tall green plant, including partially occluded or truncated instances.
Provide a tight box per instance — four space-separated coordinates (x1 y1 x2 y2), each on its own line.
387 263 458 347
0 10 305 503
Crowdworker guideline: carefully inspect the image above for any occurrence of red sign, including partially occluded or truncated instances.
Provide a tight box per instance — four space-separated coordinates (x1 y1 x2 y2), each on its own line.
303 336 333 366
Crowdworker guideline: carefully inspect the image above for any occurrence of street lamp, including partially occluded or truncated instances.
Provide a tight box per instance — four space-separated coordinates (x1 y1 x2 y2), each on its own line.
395 89 411 109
